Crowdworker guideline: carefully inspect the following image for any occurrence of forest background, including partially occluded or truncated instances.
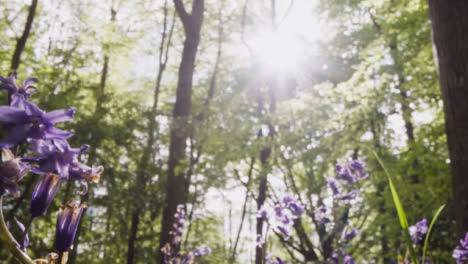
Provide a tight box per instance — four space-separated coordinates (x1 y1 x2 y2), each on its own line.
0 0 463 263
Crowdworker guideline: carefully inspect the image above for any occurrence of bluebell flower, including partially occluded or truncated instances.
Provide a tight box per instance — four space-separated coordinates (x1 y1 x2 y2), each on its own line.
337 165 355 184
283 194 294 205
277 226 290 240
289 202 304 217
0 102 75 149
343 254 355 264
30 173 61 218
315 205 331 224
453 232 468 264
339 191 356 201
409 218 428 246
55 201 87 253
0 73 38 109
349 160 367 180
30 138 102 194
257 205 270 220
341 228 359 243
327 178 340 195
256 234 265 247
0 149 30 197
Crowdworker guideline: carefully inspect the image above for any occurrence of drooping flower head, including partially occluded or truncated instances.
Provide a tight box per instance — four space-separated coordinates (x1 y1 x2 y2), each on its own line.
55 201 87 253
409 218 428 246
0 103 75 149
0 149 30 197
31 138 102 194
30 173 61 218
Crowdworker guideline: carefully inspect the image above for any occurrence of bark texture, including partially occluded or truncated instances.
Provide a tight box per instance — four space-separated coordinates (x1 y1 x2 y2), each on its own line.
427 0 468 238
11 0 39 72
157 1 204 263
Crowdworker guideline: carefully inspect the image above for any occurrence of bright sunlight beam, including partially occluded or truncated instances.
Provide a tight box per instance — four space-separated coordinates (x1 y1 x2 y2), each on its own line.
245 0 325 73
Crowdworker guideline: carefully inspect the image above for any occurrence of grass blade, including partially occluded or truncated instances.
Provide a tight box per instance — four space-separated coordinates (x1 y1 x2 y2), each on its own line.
373 151 418 264
421 204 445 264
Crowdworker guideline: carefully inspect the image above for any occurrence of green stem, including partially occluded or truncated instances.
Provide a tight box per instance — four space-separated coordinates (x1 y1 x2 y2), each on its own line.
0 196 34 264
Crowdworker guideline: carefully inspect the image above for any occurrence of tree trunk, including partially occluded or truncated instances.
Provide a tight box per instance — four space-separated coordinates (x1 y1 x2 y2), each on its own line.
157 1 204 263
11 0 39 72
427 0 468 238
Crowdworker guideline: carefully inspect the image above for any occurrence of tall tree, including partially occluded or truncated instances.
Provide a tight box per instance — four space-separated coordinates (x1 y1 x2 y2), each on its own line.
427 1 468 238
10 0 38 72
157 0 204 263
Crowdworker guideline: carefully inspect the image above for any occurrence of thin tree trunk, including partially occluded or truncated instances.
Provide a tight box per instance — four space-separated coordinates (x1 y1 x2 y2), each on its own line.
68 6 116 264
230 158 255 262
157 1 204 263
10 0 39 72
427 0 468 238
126 2 174 263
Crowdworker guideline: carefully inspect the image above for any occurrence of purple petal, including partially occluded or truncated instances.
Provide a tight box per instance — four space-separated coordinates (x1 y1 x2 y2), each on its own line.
0 125 29 149
0 106 27 123
13 217 29 250
21 78 38 90
43 107 76 124
43 127 74 139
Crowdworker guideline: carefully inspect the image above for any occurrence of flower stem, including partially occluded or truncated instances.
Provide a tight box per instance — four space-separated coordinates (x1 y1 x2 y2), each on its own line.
0 196 34 264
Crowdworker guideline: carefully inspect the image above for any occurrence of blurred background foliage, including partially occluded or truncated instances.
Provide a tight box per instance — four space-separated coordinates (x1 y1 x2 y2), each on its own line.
0 0 455 263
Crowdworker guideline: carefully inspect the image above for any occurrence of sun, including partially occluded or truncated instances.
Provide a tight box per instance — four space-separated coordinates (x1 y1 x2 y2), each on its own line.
245 0 324 74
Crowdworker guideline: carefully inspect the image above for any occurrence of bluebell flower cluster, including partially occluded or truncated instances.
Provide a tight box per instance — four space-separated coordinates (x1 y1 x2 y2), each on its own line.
256 194 305 264
409 218 428 246
319 159 368 263
161 204 211 264
0 73 102 255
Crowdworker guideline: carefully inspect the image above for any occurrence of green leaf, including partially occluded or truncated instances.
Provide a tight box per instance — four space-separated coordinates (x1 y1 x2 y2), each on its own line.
373 151 418 264
422 204 446 264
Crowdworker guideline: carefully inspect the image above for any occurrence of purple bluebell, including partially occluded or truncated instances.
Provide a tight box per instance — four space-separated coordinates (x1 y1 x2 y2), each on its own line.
343 254 355 264
30 173 61 218
315 205 331 224
349 160 367 180
0 102 75 149
0 73 38 108
283 194 295 205
289 202 304 218
453 232 468 264
30 138 102 194
257 206 270 220
329 252 339 264
171 204 185 245
0 149 30 197
339 191 356 201
337 166 355 184
256 234 265 247
277 226 290 240
274 205 284 218
54 201 87 253
409 218 428 246
327 178 340 195
341 228 359 243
